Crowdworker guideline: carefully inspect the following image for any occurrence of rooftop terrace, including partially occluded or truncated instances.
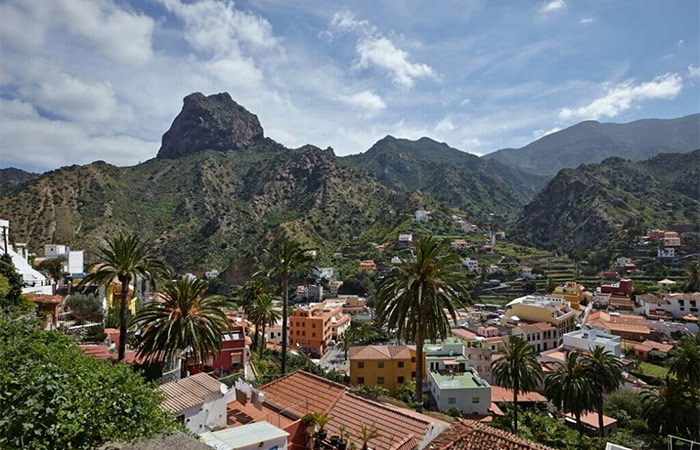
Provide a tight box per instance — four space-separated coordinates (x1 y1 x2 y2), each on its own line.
430 370 487 389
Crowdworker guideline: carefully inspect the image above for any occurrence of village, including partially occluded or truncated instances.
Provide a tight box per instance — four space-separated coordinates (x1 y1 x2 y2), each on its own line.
3 207 699 450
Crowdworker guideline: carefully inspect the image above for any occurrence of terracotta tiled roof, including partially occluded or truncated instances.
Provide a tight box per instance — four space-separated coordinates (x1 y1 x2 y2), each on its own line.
490 386 546 403
636 340 673 353
226 400 295 428
25 293 63 304
78 344 149 365
349 345 414 360
260 370 346 416
451 328 478 340
158 373 222 414
428 419 554 450
565 412 617 429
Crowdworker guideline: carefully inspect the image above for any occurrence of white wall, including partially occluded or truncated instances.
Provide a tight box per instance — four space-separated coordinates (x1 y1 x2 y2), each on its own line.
563 329 621 358
428 372 490 415
179 391 231 435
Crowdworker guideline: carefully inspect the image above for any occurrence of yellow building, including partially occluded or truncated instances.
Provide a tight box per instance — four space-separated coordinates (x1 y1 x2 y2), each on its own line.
348 345 416 394
501 295 576 344
552 281 587 310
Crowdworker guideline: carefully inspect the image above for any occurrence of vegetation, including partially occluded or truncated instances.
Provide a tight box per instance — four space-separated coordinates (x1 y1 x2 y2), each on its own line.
491 336 543 432
0 254 23 311
354 384 389 398
581 347 624 437
545 352 596 436
65 293 103 323
240 276 276 357
0 320 180 449
249 292 280 359
684 261 700 292
642 377 698 439
133 277 230 378
376 235 471 409
79 233 169 361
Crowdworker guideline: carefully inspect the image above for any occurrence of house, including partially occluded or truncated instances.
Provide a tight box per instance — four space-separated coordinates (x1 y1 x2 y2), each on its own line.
565 412 618 437
586 311 650 342
327 295 366 315
304 250 317 259
429 418 554 450
657 278 676 289
476 326 500 338
289 301 350 357
522 266 534 279
461 257 479 272
424 339 491 415
189 319 250 377
329 280 343 295
200 422 289 450
44 244 84 275
647 229 665 240
598 279 633 297
637 292 700 319
398 233 414 247
461 223 479 233
608 295 635 311
633 339 674 361
414 209 432 222
451 239 470 250
158 373 231 434
451 327 478 342
267 323 283 346
312 267 335 280
501 295 576 342
483 335 509 351
358 260 376 274
349 345 416 394
0 219 53 295
615 257 632 268
259 371 449 450
562 328 622 358
552 281 587 310
511 322 559 353
663 231 681 247
658 247 676 259
463 345 493 383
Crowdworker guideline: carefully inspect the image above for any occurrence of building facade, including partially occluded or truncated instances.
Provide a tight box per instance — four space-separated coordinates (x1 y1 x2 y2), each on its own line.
348 345 416 393
563 328 622 358
289 302 349 357
511 322 559 352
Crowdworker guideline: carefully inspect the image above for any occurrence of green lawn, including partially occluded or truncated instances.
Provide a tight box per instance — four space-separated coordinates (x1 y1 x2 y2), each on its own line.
638 362 670 379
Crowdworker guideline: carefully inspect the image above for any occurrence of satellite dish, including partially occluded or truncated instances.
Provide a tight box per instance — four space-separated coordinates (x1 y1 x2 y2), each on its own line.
219 383 228 395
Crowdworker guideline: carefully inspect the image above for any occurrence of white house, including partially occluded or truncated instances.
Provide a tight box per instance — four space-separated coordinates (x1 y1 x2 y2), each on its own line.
461 223 478 233
521 266 534 279
414 210 431 222
637 292 700 319
486 264 503 275
511 322 559 353
44 244 85 275
398 233 413 244
200 422 288 450
461 257 479 272
657 247 675 259
158 373 232 434
562 328 622 358
615 257 632 268
312 267 335 280
656 279 676 289
0 220 53 295
391 256 403 265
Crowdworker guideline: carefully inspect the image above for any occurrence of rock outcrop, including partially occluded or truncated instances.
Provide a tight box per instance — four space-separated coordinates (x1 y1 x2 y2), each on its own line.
156 92 264 159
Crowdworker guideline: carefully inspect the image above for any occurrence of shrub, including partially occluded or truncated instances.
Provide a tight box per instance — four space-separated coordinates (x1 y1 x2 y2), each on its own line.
65 293 104 323
446 407 462 418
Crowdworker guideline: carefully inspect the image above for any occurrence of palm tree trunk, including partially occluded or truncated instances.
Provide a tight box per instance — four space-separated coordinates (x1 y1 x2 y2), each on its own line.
260 320 266 359
597 401 604 438
281 274 289 375
414 330 425 411
513 387 519 433
181 350 189 379
253 319 259 356
118 278 129 361
576 411 584 436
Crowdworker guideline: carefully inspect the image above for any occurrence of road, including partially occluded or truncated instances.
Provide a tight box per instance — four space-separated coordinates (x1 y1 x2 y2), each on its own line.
319 343 349 374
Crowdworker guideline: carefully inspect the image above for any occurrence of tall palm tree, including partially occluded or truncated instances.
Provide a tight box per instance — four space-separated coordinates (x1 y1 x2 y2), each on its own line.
545 352 596 436
338 327 359 360
249 292 281 358
265 240 314 375
491 336 543 433
667 333 700 439
376 235 471 410
642 376 697 439
79 233 169 361
581 346 624 437
132 277 230 377
240 276 275 354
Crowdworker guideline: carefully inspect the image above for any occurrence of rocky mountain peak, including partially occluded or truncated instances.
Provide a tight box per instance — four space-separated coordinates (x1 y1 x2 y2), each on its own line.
156 92 264 159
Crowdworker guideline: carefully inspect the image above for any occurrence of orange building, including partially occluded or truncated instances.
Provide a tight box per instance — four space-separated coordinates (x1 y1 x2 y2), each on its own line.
289 302 349 357
358 260 377 274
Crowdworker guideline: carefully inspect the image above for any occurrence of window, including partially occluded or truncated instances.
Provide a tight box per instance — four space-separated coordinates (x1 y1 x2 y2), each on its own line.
472 397 480 403
357 377 365 384
397 361 404 368
398 376 405 384
377 361 384 368
411 357 416 362
312 323 316 328
312 333 316 338
357 362 365 369
377 377 385 384
411 371 416 378
448 397 456 404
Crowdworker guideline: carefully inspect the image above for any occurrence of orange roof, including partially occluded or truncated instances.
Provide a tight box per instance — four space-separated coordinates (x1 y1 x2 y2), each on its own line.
226 399 295 428
25 293 62 304
636 340 673 353
451 328 478 340
348 345 415 360
78 344 149 365
490 386 546 403
565 411 617 429
429 419 554 450
261 371 346 416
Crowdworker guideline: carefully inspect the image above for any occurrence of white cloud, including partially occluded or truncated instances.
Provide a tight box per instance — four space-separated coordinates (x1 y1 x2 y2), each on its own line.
328 10 436 89
540 0 566 13
0 0 154 64
435 117 455 133
688 65 700 78
678 39 684 47
339 90 386 116
532 127 561 139
579 17 595 24
459 98 471 106
559 73 683 120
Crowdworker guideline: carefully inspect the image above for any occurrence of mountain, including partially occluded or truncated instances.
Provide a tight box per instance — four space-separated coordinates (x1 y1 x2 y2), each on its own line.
511 150 700 252
0 94 427 272
0 168 40 195
484 114 700 177
344 136 548 218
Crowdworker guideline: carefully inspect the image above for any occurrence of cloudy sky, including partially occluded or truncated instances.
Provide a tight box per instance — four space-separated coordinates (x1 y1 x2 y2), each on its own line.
1 0 698 172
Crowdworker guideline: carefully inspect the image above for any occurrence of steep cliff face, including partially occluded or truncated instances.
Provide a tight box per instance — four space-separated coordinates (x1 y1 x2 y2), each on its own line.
156 92 264 159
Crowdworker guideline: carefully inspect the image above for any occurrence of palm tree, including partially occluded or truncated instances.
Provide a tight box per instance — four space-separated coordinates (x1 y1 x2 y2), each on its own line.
491 336 543 433
684 261 700 292
79 233 169 361
668 333 700 388
642 376 697 439
376 235 471 410
132 276 230 377
265 240 314 375
249 292 281 358
338 327 359 360
240 276 275 354
581 346 624 437
545 352 596 436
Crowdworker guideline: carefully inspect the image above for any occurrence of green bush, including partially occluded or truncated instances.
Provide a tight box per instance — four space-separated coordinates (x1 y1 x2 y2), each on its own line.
0 320 181 449
65 293 104 323
446 407 462 418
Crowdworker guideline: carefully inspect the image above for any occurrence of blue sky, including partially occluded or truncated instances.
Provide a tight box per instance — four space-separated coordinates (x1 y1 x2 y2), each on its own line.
1 0 698 172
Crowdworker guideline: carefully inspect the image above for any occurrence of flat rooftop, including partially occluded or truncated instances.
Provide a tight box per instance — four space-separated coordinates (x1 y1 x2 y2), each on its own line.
430 370 486 389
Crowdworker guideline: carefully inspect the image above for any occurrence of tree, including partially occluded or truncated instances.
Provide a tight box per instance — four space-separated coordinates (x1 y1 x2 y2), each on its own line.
0 319 180 449
240 276 275 355
133 277 230 378
667 333 700 388
581 346 624 437
65 293 104 323
642 376 698 439
338 327 359 360
265 240 314 375
0 253 23 309
684 261 700 293
376 235 471 410
249 292 280 359
78 233 169 361
545 352 596 436
491 336 543 432
37 256 66 282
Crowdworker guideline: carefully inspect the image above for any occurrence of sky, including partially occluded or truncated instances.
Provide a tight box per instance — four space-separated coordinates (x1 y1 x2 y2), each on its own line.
1 0 698 173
